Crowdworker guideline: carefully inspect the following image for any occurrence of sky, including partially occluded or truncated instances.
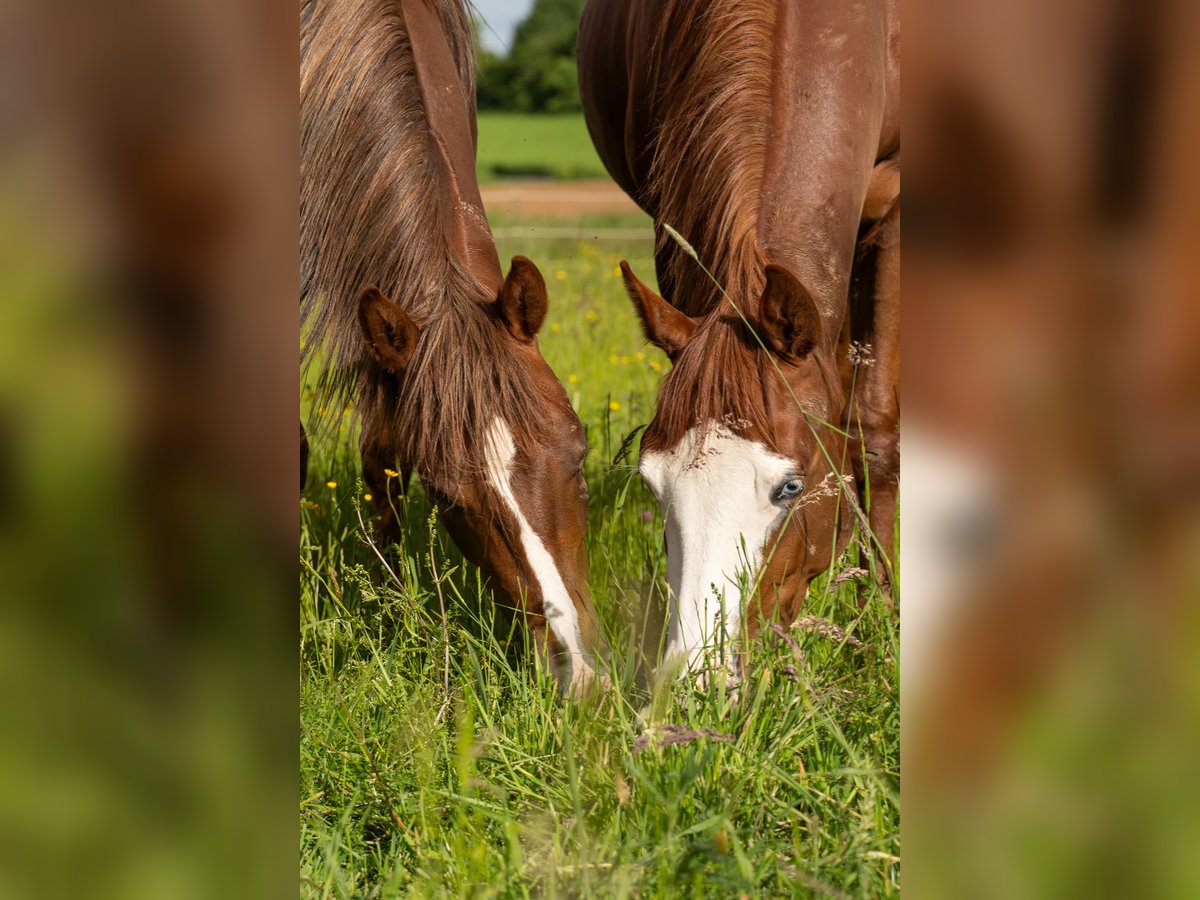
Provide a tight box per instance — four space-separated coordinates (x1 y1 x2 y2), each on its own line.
470 0 535 53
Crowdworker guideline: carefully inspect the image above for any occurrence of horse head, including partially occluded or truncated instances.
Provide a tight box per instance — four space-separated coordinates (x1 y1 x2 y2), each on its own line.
621 260 855 676
358 256 598 693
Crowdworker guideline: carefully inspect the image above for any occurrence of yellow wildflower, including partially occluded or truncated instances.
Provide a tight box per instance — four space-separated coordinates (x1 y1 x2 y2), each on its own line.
363 493 373 502
550 322 562 332
555 270 567 280
609 400 621 412
649 359 662 373
568 374 578 384
326 480 337 489
608 354 619 364
584 310 599 322
612 266 622 277
619 355 630 365
634 351 645 361
384 468 399 478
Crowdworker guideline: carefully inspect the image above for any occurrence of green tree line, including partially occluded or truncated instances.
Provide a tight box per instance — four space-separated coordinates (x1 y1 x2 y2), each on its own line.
475 0 585 113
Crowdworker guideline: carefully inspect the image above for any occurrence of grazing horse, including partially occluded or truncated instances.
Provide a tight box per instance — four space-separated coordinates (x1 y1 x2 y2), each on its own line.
302 0 599 692
578 0 899 673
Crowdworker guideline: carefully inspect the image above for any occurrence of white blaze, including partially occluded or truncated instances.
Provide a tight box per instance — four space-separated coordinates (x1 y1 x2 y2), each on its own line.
640 424 795 670
483 417 591 688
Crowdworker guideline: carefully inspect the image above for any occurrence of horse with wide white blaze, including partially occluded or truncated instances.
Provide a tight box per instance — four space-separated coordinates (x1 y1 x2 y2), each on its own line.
578 0 900 672
302 0 600 692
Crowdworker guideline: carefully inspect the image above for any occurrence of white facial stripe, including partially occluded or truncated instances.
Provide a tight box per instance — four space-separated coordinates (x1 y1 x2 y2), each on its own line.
483 418 590 687
641 424 796 668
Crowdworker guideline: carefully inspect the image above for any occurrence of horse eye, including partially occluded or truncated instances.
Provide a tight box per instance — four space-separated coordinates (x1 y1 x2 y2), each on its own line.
774 478 803 502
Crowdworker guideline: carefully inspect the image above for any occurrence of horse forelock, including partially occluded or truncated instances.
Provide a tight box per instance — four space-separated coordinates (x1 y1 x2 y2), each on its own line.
645 312 847 461
357 278 559 497
645 0 777 319
644 317 773 455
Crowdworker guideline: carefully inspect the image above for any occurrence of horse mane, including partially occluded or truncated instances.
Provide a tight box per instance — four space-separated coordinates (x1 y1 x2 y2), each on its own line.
644 315 774 453
643 0 776 318
301 0 551 489
639 0 785 450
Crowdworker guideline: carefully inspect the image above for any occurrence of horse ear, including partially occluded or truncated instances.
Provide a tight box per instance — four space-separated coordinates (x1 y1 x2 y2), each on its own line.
496 255 548 342
358 286 421 373
759 265 823 360
620 260 697 361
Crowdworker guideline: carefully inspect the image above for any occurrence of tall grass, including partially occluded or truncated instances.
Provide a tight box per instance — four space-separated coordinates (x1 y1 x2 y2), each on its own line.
300 217 899 897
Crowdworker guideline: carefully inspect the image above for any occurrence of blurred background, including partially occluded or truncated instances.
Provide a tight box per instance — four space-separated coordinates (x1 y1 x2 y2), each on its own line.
903 0 1200 895
1 0 1199 896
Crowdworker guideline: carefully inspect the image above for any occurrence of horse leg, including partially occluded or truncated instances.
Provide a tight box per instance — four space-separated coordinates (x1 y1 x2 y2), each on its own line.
855 205 900 594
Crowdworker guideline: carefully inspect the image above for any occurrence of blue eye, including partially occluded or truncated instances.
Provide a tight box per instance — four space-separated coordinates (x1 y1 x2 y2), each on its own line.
775 478 803 502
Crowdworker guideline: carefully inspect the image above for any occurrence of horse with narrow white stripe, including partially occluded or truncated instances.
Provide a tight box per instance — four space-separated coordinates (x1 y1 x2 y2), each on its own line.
302 0 602 695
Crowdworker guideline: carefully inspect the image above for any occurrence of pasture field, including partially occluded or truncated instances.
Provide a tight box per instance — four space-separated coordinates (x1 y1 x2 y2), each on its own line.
475 113 609 182
300 213 899 897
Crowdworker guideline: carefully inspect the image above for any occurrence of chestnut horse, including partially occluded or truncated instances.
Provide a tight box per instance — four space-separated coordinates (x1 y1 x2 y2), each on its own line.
302 0 599 692
578 0 899 673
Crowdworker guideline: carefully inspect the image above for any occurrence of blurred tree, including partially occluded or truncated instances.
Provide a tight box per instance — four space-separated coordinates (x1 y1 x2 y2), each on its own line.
475 0 586 112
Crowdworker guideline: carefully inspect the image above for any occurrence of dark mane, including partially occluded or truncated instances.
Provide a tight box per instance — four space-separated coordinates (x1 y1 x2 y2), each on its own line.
643 0 776 318
300 0 549 489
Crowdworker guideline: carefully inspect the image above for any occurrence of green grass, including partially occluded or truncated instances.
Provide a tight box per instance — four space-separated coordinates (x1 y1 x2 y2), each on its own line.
300 215 899 897
476 113 609 183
